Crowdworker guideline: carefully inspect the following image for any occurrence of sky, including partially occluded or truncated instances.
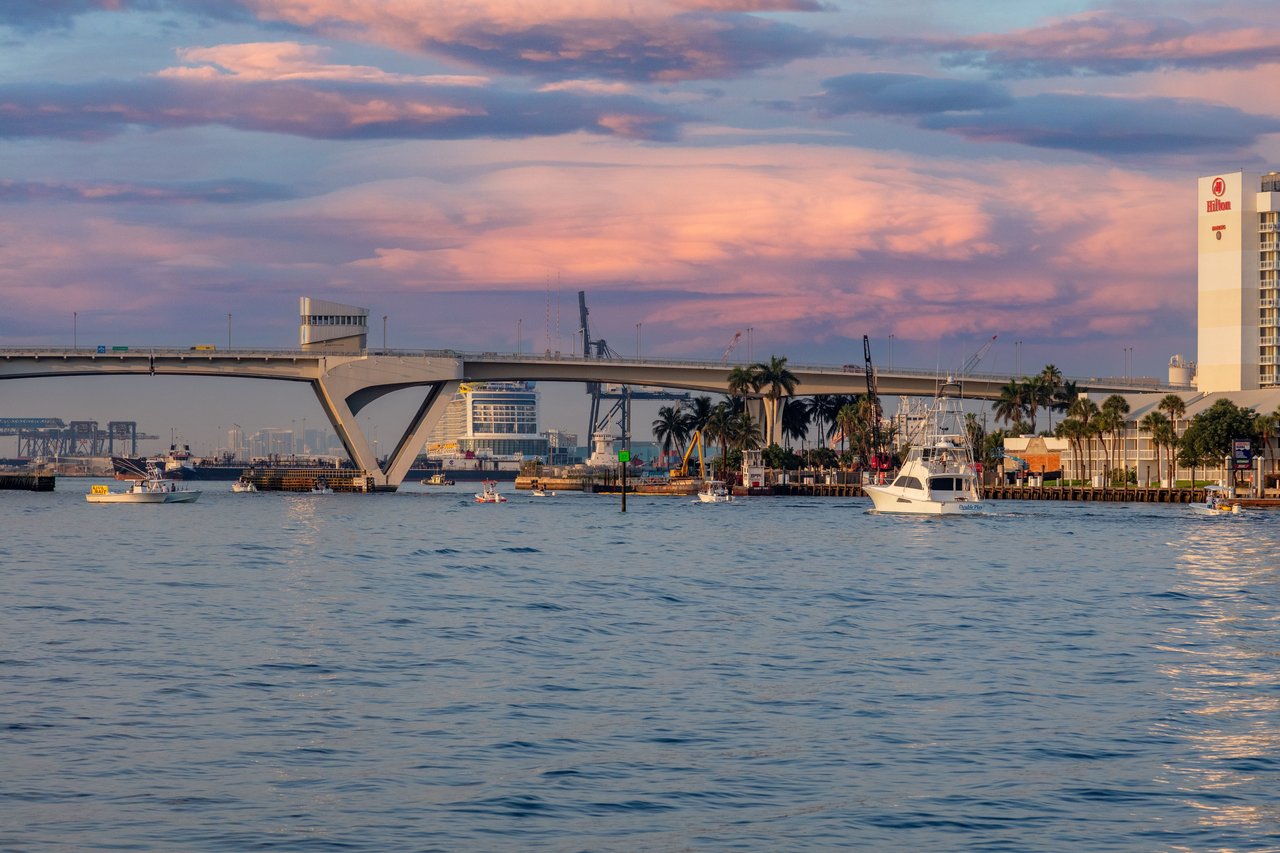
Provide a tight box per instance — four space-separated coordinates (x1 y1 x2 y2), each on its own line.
3 0 1279 455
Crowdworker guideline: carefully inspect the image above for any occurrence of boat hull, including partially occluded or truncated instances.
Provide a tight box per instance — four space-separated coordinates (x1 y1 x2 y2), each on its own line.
1189 503 1240 516
863 484 979 515
87 489 201 504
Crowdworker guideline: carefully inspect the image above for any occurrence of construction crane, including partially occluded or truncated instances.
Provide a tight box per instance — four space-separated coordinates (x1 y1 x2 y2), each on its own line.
961 334 998 377
670 430 707 480
863 334 892 474
720 331 742 364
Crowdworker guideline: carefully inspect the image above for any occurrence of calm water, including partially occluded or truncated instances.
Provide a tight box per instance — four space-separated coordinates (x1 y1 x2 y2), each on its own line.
2 481 1279 851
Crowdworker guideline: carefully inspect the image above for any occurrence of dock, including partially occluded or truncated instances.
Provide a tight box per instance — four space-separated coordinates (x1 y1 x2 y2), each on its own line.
0 471 55 491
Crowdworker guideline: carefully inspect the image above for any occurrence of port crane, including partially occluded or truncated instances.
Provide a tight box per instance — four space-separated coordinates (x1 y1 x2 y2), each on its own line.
578 290 689 455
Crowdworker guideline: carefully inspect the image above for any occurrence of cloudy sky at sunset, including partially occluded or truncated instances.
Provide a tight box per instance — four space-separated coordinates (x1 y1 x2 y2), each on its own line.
3 0 1279 450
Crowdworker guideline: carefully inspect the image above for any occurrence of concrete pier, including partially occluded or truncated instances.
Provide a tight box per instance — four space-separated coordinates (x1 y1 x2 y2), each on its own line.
0 471 56 491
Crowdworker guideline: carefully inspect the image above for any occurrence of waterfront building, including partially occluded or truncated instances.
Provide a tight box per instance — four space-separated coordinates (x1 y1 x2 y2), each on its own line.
1054 389 1280 494
426 382 549 459
1197 171 1280 392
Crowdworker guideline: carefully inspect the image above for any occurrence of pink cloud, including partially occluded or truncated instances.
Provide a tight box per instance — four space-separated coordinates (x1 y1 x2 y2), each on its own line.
941 9 1280 76
160 42 488 86
241 0 828 81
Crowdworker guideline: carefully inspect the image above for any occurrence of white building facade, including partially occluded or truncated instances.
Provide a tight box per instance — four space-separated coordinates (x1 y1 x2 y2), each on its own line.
1197 171 1280 392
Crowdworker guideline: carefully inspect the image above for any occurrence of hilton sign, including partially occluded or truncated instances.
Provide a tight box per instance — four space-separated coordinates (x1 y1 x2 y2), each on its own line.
1206 176 1232 212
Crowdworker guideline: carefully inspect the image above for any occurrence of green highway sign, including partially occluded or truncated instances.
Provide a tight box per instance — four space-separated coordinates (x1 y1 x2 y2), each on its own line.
618 450 631 462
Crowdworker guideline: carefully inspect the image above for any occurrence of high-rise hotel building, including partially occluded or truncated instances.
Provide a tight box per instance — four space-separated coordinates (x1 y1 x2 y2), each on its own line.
1198 170 1280 391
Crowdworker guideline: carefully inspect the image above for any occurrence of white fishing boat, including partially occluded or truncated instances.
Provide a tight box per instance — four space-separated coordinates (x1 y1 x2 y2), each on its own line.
231 477 257 493
310 477 334 495
863 378 982 515
697 480 733 503
475 480 507 503
86 462 201 504
1189 486 1241 516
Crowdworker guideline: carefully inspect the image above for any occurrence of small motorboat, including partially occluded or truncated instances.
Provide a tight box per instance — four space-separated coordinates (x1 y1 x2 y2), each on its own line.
231 477 257 493
475 480 507 503
86 462 201 504
421 473 455 486
697 480 733 503
530 481 554 497
1190 487 1241 516
310 477 334 495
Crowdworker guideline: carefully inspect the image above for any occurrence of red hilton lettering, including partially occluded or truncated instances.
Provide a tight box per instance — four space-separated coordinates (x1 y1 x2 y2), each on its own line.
1206 199 1232 212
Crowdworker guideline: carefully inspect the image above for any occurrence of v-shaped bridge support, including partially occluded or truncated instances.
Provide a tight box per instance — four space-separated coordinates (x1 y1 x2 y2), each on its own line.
309 355 463 490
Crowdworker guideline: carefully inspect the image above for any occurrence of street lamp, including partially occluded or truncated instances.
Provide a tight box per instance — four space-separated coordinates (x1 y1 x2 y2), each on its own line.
517 318 522 354
383 315 388 351
1015 340 1023 376
636 322 642 358
227 313 232 350
73 311 77 350
747 327 754 361
888 334 894 369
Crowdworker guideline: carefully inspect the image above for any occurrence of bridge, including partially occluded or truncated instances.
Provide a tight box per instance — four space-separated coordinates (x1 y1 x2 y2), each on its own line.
0 347 1183 490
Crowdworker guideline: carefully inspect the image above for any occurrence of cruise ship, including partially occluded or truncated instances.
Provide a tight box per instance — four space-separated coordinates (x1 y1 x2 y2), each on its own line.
420 381 548 478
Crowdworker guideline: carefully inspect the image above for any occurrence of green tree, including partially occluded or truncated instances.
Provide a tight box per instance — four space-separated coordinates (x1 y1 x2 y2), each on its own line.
780 398 811 450
993 379 1026 429
1055 418 1086 484
651 404 688 465
750 355 799 447
1100 395 1131 485
1039 365 1064 430
1179 398 1261 486
1139 410 1169 486
682 395 715 435
1023 374 1055 433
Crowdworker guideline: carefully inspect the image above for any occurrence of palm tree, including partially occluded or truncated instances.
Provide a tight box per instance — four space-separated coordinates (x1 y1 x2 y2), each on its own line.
1053 379 1081 420
1155 394 1186 485
1023 375 1054 433
1154 418 1178 486
835 402 860 461
1039 365 1064 430
780 398 811 450
1067 396 1099 482
1260 405 1280 483
751 355 800 447
1055 419 1086 483
651 405 688 466
993 380 1026 429
682 395 715 435
812 394 855 445
726 365 758 401
1100 395 1131 485
702 401 733 476
1139 411 1169 486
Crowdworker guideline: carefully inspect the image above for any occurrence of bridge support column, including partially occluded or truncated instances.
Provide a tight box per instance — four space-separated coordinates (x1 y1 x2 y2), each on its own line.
309 355 463 490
